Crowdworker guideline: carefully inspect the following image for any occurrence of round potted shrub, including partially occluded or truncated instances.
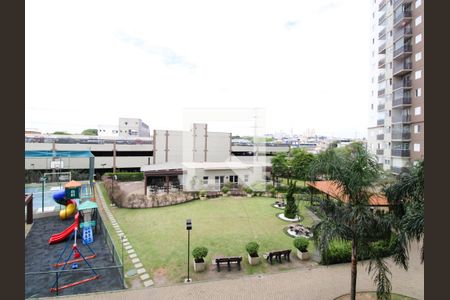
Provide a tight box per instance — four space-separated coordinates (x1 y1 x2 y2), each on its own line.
244 187 253 198
192 246 208 272
246 241 260 265
269 187 277 198
221 186 230 196
199 189 207 200
293 237 310 260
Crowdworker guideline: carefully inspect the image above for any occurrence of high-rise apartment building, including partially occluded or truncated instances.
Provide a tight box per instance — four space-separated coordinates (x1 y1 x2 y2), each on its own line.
368 0 424 173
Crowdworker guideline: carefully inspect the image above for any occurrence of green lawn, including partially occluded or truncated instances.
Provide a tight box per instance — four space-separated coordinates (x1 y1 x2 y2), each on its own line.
99 184 316 284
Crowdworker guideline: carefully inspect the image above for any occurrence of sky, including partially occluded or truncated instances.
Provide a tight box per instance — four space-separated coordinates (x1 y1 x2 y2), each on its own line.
25 0 372 138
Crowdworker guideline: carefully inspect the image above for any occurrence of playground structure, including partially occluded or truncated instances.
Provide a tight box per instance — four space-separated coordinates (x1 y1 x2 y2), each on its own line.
47 180 101 293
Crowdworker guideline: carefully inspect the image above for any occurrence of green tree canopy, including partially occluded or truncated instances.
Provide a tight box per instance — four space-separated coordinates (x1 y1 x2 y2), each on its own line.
81 128 98 136
52 131 71 135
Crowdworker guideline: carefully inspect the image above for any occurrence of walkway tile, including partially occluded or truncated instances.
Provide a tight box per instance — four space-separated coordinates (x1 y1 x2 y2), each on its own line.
140 273 150 281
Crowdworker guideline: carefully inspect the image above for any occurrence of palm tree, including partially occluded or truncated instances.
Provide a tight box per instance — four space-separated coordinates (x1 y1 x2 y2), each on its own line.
385 160 424 268
310 143 398 300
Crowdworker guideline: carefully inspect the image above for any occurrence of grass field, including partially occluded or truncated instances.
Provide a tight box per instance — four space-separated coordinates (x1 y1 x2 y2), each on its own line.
98 184 317 285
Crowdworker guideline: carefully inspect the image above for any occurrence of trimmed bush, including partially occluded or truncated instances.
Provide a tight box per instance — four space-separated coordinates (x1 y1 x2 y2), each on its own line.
199 190 207 197
192 246 208 262
221 186 230 194
284 182 298 219
104 172 144 182
245 241 260 257
244 186 253 194
293 237 309 252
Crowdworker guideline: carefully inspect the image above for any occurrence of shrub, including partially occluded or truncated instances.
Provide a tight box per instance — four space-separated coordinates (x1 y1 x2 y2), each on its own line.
104 172 144 182
199 190 207 197
245 241 260 257
269 187 277 197
221 186 230 194
244 187 253 194
192 246 208 262
293 237 309 252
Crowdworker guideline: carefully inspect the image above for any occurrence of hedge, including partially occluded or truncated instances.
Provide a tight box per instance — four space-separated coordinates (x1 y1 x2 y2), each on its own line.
320 237 395 265
104 172 144 182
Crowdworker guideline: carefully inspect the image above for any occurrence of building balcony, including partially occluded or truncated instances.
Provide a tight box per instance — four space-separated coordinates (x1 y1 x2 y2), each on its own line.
391 166 407 174
378 73 386 82
378 58 386 68
379 0 387 11
391 149 410 157
392 131 411 140
377 119 385 126
392 95 412 107
378 42 387 54
377 103 385 111
394 10 412 28
393 79 412 90
393 62 412 77
394 26 413 41
392 115 411 123
376 134 385 140
378 88 386 96
394 0 413 10
376 149 384 155
378 28 386 39
393 45 413 60
378 13 387 26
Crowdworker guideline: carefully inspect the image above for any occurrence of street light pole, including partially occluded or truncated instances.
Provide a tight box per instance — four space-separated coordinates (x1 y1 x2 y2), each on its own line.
40 176 47 213
185 219 192 283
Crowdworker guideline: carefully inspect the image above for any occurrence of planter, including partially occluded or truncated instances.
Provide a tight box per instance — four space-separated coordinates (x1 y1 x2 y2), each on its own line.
296 249 309 260
199 196 207 200
248 253 260 265
193 258 206 272
247 194 252 198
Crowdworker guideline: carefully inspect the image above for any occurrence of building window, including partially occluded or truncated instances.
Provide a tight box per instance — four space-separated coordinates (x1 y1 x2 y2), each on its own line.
415 70 422 80
229 175 238 183
415 106 422 115
415 34 422 44
415 88 422 97
415 52 422 62
203 176 208 185
384 159 390 165
414 125 420 133
390 30 392 37
415 16 422 26
389 78 392 85
244 175 249 183
415 0 422 8
414 143 420 152
371 104 374 110
389 110 392 117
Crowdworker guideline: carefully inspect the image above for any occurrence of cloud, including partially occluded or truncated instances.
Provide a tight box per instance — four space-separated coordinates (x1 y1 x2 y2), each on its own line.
316 0 341 14
284 20 300 30
115 31 196 70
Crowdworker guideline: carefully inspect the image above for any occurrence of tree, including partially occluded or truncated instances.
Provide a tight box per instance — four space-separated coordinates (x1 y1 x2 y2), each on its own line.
291 148 315 185
81 128 98 136
310 143 398 300
284 181 298 219
385 160 424 267
52 131 71 135
271 153 289 186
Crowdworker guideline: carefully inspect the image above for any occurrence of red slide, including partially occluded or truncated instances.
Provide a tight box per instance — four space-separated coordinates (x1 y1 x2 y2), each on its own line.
48 213 80 245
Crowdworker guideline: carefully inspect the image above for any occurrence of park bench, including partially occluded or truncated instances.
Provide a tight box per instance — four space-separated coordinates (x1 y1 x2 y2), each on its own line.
263 249 291 264
214 256 242 272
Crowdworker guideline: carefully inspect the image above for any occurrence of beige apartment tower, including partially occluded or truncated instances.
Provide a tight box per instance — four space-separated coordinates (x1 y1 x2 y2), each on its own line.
368 0 424 173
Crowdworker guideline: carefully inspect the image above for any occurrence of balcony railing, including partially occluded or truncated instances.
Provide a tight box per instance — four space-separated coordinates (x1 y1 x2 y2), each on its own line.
378 58 386 68
378 28 386 39
394 10 412 26
392 131 411 140
377 119 385 126
393 44 412 58
392 95 412 107
378 13 387 26
391 149 410 157
379 0 387 11
392 115 412 123
378 89 386 96
394 0 413 9
377 103 385 111
378 73 386 82
376 134 385 140
393 79 412 90
376 149 384 155
393 62 413 76
378 42 387 54
394 27 413 41
391 166 407 174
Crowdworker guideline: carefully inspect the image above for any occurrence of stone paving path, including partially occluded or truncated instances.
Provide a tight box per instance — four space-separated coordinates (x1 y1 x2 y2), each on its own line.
95 184 154 288
60 240 423 300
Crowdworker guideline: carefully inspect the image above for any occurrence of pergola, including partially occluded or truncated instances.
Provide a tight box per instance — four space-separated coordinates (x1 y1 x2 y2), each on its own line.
306 180 389 207
143 167 184 195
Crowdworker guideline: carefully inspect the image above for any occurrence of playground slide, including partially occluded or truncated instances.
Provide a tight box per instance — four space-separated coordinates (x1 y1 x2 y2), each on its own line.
48 213 79 245
59 200 77 220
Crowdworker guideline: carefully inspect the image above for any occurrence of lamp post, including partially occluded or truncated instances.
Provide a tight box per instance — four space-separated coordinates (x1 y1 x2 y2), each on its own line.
185 219 192 283
40 176 47 213
111 174 117 204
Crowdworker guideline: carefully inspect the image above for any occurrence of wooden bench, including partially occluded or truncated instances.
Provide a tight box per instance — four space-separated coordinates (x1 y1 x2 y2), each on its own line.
214 256 242 272
263 249 291 264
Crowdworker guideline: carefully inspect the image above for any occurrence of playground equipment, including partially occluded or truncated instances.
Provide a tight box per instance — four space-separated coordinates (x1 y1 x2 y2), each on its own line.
48 213 80 245
78 200 99 245
52 180 82 220
50 220 99 293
